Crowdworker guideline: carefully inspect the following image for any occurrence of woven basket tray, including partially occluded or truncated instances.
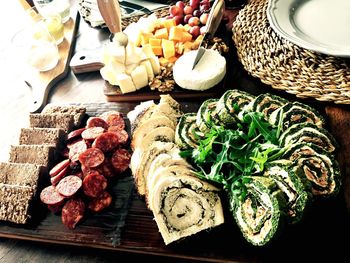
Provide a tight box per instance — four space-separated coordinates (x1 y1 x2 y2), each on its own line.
232 0 350 104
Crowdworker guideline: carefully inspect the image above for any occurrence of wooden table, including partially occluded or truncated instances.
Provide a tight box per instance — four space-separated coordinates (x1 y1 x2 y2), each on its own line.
0 1 349 262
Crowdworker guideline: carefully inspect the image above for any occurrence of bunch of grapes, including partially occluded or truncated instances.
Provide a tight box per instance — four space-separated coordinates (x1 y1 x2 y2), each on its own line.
168 0 211 38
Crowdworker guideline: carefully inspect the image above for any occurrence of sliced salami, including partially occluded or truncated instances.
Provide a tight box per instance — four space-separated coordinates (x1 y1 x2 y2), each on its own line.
68 139 88 162
100 110 120 120
106 113 125 130
56 175 82 197
82 171 108 198
47 202 64 214
67 128 86 141
86 117 109 130
88 191 112 212
51 165 69 186
111 148 131 174
115 129 129 145
92 132 119 152
81 127 105 140
61 198 85 229
78 148 105 168
40 185 65 205
97 158 115 178
49 159 70 177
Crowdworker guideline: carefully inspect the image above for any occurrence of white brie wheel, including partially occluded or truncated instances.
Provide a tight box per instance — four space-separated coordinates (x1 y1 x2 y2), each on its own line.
173 49 226 91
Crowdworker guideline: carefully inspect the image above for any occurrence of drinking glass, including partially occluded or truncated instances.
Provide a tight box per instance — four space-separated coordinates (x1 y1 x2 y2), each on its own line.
33 0 71 23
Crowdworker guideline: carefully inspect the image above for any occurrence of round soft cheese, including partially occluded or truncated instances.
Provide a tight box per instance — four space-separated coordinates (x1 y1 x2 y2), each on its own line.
173 49 226 91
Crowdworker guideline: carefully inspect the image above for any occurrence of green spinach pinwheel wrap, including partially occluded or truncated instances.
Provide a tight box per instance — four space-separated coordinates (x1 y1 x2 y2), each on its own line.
251 93 288 120
196 98 221 132
232 176 286 246
175 113 203 150
263 161 311 224
283 143 341 197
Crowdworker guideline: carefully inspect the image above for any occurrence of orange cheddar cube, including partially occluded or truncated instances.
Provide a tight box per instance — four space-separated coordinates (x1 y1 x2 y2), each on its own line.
161 39 175 59
162 19 176 29
152 46 163 56
140 32 154 46
169 26 184 42
181 32 193 42
154 28 169 39
149 38 162 47
183 41 194 53
159 57 169 66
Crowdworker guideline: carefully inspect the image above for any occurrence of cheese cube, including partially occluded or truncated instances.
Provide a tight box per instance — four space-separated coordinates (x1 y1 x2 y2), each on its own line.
102 43 125 65
152 46 163 56
100 65 118 86
125 63 138 75
162 39 175 59
162 19 176 29
149 56 161 75
154 28 169 39
116 73 136 94
131 65 149 90
125 44 142 65
140 32 153 46
181 32 193 42
141 60 154 81
142 44 155 58
159 57 169 67
149 38 162 46
169 26 184 42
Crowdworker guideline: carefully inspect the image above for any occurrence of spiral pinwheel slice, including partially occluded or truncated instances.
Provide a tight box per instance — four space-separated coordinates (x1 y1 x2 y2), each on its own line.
283 143 341 197
263 161 311 224
269 102 325 131
175 113 203 149
196 99 221 132
150 170 224 245
251 93 288 120
216 89 255 126
233 176 286 246
279 123 337 153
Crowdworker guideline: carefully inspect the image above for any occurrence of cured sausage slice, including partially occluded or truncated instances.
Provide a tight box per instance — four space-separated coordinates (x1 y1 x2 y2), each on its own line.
88 191 112 212
68 139 88 162
97 158 115 178
106 113 125 130
47 202 64 214
81 127 105 140
111 148 131 174
115 129 129 145
78 148 105 168
61 198 85 229
56 175 82 197
49 159 70 177
86 117 109 130
92 132 119 152
40 185 65 205
67 128 86 141
82 171 108 198
50 165 69 186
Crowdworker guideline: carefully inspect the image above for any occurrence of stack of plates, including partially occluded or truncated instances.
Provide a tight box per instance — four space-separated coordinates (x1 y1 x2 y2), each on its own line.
267 0 350 58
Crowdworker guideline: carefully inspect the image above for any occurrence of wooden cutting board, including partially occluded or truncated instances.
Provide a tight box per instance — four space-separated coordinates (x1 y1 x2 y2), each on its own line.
25 11 80 113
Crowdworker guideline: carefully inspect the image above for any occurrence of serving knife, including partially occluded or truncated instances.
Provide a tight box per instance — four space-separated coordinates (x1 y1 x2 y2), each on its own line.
191 0 225 69
97 0 122 35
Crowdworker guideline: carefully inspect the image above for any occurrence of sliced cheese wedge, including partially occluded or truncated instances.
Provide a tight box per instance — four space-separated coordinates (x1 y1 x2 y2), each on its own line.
116 73 136 93
149 55 161 75
141 60 154 82
100 65 118 86
131 64 148 90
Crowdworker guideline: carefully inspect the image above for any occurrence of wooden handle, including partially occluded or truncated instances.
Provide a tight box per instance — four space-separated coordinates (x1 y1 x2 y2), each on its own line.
97 0 122 34
69 49 104 74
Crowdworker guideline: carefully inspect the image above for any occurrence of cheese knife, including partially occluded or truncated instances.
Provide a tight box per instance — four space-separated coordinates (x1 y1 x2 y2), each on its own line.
191 0 225 69
97 0 122 35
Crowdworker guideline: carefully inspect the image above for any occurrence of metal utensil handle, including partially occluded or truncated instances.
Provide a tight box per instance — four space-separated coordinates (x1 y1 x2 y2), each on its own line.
205 0 225 37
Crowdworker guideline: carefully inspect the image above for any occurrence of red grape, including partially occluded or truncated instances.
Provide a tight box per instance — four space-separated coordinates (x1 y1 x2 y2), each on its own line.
190 26 200 38
200 3 210 12
183 5 193 15
169 5 183 16
184 14 193 24
190 0 200 9
193 9 202 17
200 25 207 35
176 1 185 9
173 15 184 25
188 16 200 26
199 13 209 24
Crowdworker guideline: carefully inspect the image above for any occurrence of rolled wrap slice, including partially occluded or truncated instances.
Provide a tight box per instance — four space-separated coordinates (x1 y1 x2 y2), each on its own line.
269 102 325 131
233 176 286 246
279 123 337 153
196 98 221 132
175 113 203 149
251 93 288 120
283 143 341 197
263 161 311 224
150 170 224 245
216 89 255 126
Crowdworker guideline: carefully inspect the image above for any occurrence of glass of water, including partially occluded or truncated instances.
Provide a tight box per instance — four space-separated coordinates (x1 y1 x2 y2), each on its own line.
33 0 71 23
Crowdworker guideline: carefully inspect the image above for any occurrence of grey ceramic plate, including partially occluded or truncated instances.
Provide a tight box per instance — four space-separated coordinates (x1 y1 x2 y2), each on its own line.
267 0 350 57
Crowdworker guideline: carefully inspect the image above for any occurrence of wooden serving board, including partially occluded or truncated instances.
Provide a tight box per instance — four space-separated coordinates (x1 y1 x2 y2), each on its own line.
0 102 349 262
25 11 80 113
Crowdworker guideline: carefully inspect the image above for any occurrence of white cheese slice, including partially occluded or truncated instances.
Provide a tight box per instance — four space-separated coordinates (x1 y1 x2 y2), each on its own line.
141 60 154 81
149 55 161 75
173 49 226 91
103 43 125 65
131 64 149 90
100 65 118 86
126 63 138 75
116 73 136 94
142 44 155 58
125 43 142 65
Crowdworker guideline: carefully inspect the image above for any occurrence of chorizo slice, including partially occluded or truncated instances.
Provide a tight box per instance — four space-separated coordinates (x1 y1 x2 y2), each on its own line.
61 198 85 229
78 147 105 168
56 175 82 197
86 117 109 130
49 159 70 177
67 127 86 141
88 191 112 212
97 158 115 178
81 127 105 141
82 171 108 198
51 165 69 186
40 185 65 205
47 202 64 214
68 139 88 162
111 148 131 174
92 132 119 153
106 113 125 130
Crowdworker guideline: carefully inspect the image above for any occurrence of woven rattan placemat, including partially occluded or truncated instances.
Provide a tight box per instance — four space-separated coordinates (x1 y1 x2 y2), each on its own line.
232 0 350 104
